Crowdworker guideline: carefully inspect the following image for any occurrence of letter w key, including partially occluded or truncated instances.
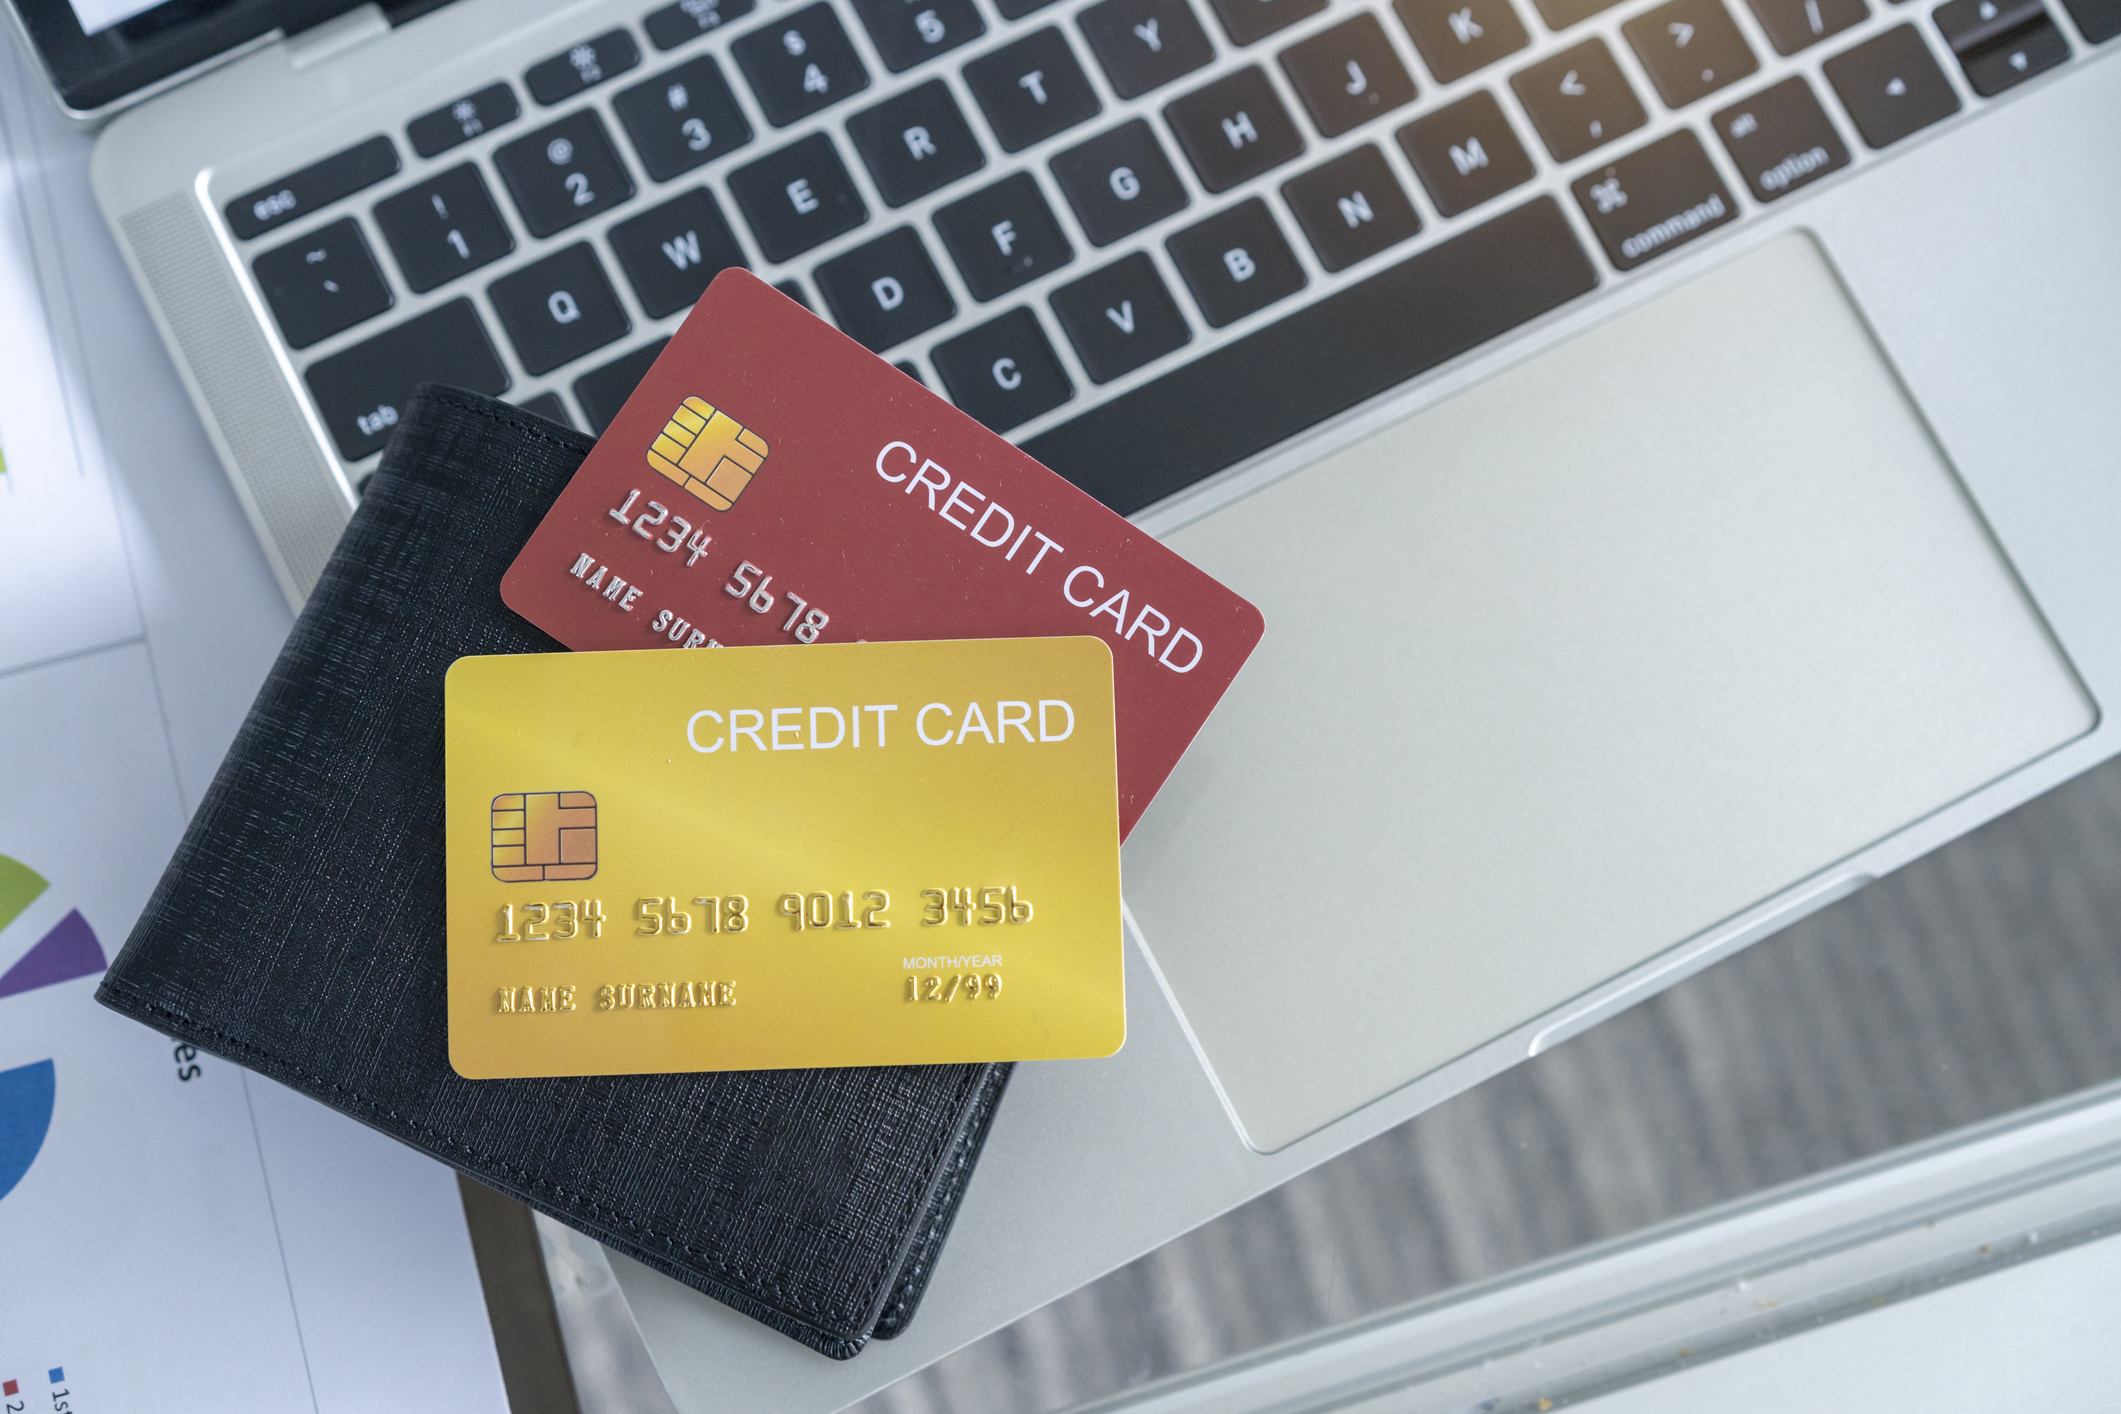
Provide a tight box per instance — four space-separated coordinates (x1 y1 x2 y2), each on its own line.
609 190 748 319
663 229 702 268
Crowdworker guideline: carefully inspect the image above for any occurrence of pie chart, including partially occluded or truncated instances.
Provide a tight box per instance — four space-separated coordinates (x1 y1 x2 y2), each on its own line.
0 1059 54 1203
0 854 107 1204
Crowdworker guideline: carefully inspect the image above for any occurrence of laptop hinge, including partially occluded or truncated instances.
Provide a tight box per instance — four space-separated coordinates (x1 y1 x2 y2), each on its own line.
285 4 393 70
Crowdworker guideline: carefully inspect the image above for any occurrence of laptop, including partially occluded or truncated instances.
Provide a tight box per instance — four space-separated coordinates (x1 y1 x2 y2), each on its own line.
10 0 2116 1402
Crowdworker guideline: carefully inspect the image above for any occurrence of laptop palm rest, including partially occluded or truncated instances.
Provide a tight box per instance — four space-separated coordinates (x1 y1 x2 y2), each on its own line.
1125 232 2095 1154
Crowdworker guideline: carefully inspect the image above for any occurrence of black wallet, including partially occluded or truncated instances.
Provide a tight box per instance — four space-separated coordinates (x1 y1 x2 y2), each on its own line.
96 387 1010 1358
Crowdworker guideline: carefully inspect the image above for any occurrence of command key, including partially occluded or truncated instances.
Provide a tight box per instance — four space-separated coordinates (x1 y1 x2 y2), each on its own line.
1571 128 1739 272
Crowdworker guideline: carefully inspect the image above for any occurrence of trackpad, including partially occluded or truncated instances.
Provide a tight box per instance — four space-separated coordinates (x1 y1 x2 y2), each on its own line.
1125 234 2094 1153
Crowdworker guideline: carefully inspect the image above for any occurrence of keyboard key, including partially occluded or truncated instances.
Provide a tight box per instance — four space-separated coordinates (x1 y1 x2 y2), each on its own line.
996 0 1063 16
575 339 672 432
1525 0 1625 32
1823 25 1961 148
1511 39 1646 162
1624 0 1758 107
846 80 988 206
644 0 759 49
2063 0 2119 41
851 0 985 71
1961 22 2070 92
1395 90 1536 216
1392 0 1528 83
493 111 636 237
1023 198 1595 514
1078 0 1216 98
1571 128 1736 269
963 29 1103 152
1050 120 1190 245
931 308 1074 431
374 165 515 293
1049 251 1192 381
1203 0 1325 46
1934 0 2068 95
253 217 394 349
895 360 926 384
608 188 748 318
514 391 575 428
225 136 398 240
727 132 869 260
1165 196 1305 326
489 244 632 375
732 5 871 125
1281 143 1420 271
1743 0 1866 56
934 172 1075 300
408 84 520 159
614 56 753 181
1164 67 1305 192
305 299 510 460
1712 76 1850 201
813 226 957 349
1279 15 1418 137
526 30 642 105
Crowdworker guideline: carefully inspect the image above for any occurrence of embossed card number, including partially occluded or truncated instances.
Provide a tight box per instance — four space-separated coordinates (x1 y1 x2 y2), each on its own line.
445 636 1124 1078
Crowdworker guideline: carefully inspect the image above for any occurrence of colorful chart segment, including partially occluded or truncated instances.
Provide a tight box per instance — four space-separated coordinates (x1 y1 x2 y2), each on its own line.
0 854 108 1205
0 855 45 933
0 1060 54 1202
0 911 105 1000
0 854 105 998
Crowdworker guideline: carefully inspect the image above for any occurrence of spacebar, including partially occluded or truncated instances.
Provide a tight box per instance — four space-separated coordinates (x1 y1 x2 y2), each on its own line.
1022 196 1599 516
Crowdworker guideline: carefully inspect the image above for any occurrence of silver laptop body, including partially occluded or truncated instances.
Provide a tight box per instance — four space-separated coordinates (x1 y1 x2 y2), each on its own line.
13 0 2117 1402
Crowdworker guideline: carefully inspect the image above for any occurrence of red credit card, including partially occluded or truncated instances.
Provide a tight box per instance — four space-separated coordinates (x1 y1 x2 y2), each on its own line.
502 270 1263 839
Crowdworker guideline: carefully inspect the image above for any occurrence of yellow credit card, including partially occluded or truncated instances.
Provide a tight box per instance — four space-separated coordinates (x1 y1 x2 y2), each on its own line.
445 637 1124 1078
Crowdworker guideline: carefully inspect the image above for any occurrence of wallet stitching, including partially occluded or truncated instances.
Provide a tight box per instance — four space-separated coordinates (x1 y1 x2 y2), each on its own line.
102 981 962 1331
876 1064 1000 1332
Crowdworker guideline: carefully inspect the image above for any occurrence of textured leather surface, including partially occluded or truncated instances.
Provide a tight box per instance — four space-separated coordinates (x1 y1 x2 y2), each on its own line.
873 1058 1011 1340
96 386 1010 1359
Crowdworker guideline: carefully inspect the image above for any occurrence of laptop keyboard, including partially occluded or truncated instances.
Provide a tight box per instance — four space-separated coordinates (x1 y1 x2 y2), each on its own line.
221 0 2111 517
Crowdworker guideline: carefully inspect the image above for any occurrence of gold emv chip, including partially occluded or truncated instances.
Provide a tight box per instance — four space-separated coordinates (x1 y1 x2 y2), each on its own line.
647 398 768 511
492 791 598 882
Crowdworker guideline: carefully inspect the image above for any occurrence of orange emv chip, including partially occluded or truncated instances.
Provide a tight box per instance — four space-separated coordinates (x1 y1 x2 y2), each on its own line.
491 791 598 882
647 397 769 511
